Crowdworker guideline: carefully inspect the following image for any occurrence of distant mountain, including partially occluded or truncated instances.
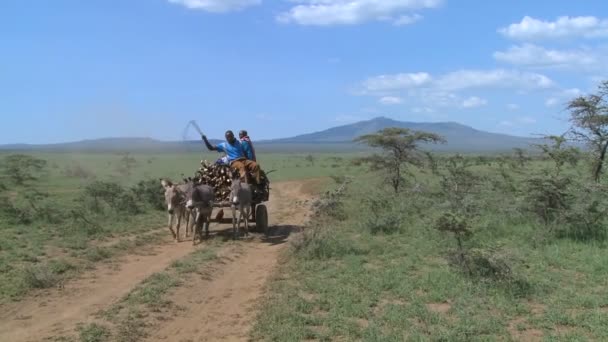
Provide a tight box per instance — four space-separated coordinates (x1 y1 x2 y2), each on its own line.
269 116 541 151
0 117 544 153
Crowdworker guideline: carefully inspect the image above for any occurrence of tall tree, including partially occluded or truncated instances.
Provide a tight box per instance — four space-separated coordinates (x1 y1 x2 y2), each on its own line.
355 128 445 193
568 80 608 182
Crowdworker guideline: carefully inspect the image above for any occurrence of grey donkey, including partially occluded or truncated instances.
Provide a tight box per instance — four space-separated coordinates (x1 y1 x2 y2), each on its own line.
186 183 215 245
230 179 252 239
160 178 193 242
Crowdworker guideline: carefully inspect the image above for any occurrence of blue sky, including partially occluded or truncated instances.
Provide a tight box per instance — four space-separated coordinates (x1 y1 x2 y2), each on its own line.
1 0 607 144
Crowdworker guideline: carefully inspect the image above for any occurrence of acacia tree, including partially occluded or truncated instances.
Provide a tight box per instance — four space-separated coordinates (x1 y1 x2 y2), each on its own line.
116 152 137 177
354 128 445 193
568 80 608 182
512 148 529 168
1 154 47 185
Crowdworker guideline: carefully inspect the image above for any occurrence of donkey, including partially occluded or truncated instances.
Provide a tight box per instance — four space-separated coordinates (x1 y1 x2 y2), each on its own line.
186 183 215 245
160 178 194 242
230 178 252 239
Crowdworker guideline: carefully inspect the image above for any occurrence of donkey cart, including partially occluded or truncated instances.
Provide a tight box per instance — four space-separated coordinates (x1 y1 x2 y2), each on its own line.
209 170 271 235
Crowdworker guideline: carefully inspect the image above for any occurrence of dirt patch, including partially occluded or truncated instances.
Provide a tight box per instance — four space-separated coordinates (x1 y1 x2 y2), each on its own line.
507 317 543 342
373 298 408 315
426 302 451 314
354 318 369 329
299 291 319 302
0 178 320 342
555 325 577 335
528 302 546 316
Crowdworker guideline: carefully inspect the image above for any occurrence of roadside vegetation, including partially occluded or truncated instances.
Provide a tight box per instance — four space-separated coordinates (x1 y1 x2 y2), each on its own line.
253 81 608 341
0 151 358 303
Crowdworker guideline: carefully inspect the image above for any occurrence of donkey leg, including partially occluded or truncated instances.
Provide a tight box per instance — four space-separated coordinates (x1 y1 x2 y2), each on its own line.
232 205 238 240
189 209 196 237
244 207 250 236
175 210 182 242
205 212 210 238
191 212 198 245
184 209 190 238
237 210 242 237
168 214 176 239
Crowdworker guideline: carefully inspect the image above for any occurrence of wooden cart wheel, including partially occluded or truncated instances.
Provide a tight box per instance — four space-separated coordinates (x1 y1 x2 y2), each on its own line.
255 204 269 235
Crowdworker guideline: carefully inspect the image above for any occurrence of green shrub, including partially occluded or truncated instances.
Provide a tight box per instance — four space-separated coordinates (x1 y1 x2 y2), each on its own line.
131 178 165 211
290 224 367 260
560 182 608 241
448 248 532 297
0 196 34 224
82 181 141 215
22 264 60 289
78 323 111 342
85 247 113 262
362 195 402 235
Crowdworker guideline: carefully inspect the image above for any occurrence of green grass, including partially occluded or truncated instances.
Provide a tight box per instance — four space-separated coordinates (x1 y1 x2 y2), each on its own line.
77 323 111 342
253 162 608 341
0 151 362 303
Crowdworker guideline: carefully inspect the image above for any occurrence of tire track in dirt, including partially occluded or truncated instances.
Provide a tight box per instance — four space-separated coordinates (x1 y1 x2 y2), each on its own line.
145 179 319 342
0 238 196 341
0 179 321 342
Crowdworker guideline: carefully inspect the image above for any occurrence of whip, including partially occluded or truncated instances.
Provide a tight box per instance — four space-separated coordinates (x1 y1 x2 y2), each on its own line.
183 120 206 141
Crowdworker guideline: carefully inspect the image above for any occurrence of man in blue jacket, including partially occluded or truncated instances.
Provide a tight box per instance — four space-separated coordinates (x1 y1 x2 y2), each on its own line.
239 130 257 162
202 130 260 184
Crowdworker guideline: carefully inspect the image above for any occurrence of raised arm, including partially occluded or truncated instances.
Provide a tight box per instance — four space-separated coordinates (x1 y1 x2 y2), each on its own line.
201 135 218 151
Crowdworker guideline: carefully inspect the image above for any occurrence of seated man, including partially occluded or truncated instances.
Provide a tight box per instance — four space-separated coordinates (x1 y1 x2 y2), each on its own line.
202 130 260 184
238 130 257 162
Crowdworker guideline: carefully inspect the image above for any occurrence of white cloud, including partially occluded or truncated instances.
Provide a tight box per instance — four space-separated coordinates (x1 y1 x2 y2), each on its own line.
461 96 487 108
518 116 537 124
362 72 432 92
361 69 554 94
168 0 260 12
499 16 608 41
500 117 536 127
493 44 601 70
379 96 403 105
277 0 442 26
562 88 583 98
394 14 423 26
545 98 559 107
436 69 555 90
360 69 556 112
545 88 582 107
507 103 520 110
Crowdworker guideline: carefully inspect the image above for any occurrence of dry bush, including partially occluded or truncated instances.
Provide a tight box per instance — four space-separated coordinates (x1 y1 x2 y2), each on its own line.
63 162 95 179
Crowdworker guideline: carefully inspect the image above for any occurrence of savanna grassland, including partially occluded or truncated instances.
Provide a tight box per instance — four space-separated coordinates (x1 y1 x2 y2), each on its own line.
2 140 608 342
253 146 608 341
0 150 359 304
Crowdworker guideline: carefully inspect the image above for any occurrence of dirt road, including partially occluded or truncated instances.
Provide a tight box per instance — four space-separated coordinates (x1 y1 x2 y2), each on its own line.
0 179 321 342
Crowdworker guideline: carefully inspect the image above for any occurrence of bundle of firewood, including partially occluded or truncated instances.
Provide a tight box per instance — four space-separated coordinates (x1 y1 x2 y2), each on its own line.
194 160 234 201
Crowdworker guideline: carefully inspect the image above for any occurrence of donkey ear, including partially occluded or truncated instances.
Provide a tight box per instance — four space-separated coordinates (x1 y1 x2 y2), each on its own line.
160 179 173 188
